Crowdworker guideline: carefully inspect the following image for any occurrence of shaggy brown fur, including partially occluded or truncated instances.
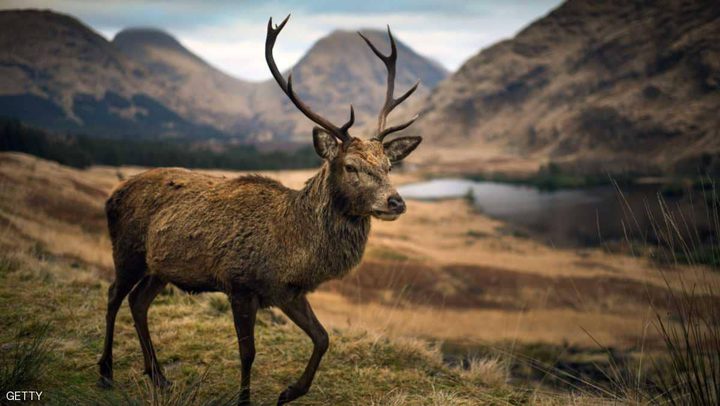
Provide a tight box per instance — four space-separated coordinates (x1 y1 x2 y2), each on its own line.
98 17 422 406
107 163 371 306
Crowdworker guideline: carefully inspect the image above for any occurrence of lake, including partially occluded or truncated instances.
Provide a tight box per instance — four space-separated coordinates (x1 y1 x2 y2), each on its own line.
398 178 712 248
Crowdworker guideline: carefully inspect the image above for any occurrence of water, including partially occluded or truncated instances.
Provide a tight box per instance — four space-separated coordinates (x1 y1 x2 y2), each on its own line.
398 178 709 248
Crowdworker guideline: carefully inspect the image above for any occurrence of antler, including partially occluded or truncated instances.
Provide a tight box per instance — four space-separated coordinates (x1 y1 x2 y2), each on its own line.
266 15 355 143
358 26 419 142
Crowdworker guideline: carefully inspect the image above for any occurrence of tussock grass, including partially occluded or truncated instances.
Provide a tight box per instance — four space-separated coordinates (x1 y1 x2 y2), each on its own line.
0 252 20 273
547 178 720 404
206 294 230 315
621 178 719 404
463 356 509 387
652 275 719 405
53 371 237 406
0 323 52 393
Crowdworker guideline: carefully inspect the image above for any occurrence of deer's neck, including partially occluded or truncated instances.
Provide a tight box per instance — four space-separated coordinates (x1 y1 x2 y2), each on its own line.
291 163 370 282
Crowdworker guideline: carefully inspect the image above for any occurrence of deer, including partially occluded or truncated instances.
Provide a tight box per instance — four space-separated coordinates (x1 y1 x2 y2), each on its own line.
97 15 422 405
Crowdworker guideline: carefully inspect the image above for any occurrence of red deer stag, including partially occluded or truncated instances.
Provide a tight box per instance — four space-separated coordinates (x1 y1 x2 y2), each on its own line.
98 15 422 405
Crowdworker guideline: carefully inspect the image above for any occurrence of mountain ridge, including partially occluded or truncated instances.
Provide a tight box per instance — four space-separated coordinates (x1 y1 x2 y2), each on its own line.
411 0 720 174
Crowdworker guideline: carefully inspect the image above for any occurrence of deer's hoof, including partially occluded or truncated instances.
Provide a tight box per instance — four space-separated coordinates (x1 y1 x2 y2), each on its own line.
155 377 173 389
238 390 251 405
277 384 306 405
96 376 114 389
148 374 173 389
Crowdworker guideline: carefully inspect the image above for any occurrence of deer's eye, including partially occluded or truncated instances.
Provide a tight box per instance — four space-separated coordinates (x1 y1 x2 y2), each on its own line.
345 165 358 174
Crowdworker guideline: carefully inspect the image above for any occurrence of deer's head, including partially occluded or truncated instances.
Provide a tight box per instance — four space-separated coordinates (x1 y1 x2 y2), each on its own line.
266 16 422 221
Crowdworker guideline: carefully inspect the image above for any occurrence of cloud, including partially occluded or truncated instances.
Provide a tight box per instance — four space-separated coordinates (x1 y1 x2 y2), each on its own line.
1 0 562 80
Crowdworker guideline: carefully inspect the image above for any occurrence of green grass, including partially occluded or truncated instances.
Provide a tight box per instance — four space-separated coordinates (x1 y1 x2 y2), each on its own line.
206 294 230 315
0 248 531 405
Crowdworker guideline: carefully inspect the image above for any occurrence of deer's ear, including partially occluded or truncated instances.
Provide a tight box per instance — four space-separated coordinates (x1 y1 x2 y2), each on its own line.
312 127 338 160
383 136 422 163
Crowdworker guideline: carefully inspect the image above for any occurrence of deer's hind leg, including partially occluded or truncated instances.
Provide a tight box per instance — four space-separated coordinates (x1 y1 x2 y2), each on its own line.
98 274 142 387
230 293 259 405
128 275 170 388
99 250 148 388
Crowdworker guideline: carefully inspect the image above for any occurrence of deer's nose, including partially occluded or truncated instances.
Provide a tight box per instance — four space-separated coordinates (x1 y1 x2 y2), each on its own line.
387 194 406 214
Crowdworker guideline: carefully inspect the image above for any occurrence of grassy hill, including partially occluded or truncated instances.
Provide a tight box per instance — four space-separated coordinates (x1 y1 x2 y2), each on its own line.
0 247 526 405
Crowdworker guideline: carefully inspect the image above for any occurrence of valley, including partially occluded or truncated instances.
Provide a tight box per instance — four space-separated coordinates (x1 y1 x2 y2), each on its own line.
2 152 714 351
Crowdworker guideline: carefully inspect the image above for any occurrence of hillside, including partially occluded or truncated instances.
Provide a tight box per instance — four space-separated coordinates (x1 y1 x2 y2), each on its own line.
3 151 717 349
412 0 720 175
0 10 222 140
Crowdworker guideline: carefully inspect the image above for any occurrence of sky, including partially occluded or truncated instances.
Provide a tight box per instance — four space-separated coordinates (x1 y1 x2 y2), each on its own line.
0 0 562 81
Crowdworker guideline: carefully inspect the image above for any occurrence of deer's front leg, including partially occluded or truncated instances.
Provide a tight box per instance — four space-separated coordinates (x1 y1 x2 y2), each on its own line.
277 295 329 405
230 294 259 405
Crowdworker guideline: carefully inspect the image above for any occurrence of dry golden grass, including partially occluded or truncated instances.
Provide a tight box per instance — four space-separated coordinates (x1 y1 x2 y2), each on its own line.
408 142 543 176
463 356 509 387
7 152 718 404
1 151 715 355
308 291 657 348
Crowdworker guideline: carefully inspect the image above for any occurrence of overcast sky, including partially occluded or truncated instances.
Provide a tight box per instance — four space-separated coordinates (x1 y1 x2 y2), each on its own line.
1 0 562 81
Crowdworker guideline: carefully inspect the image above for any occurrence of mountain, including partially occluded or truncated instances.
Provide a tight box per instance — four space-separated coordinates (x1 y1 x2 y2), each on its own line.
412 0 720 175
116 27 448 142
112 27 447 142
0 10 222 139
111 28 256 135
251 29 448 142
0 9 448 144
